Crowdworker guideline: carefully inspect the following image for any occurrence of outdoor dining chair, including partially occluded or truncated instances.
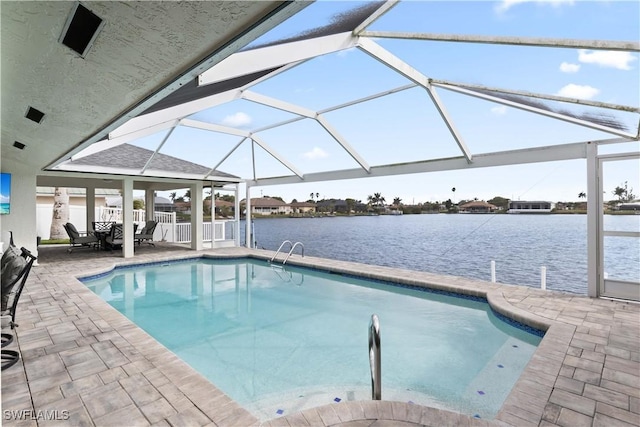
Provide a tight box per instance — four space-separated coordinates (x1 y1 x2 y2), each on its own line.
63 222 99 252
135 220 158 246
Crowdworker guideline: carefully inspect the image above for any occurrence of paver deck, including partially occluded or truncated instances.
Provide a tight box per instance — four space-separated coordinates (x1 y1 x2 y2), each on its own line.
1 244 638 426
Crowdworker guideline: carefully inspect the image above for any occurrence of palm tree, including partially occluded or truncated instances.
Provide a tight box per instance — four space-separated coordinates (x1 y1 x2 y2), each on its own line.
184 189 191 202
169 192 177 203
393 197 402 206
373 193 385 207
315 192 320 201
310 192 314 201
49 187 69 239
578 192 586 199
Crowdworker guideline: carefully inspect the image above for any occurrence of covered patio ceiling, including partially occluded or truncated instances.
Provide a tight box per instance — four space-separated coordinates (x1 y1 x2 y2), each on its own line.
1 1 308 190
45 1 640 189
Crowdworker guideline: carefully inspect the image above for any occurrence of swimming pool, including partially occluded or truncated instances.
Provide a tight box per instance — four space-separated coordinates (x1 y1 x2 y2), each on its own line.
81 257 542 421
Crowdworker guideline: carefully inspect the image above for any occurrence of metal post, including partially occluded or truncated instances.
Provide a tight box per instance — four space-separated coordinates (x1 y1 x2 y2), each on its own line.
369 314 381 400
490 260 496 283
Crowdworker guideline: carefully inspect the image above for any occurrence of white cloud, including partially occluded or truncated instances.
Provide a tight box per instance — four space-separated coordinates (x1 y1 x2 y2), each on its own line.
0 194 8 203
495 0 574 14
222 112 252 127
556 84 600 99
559 62 580 73
578 50 637 71
302 147 329 160
491 105 508 115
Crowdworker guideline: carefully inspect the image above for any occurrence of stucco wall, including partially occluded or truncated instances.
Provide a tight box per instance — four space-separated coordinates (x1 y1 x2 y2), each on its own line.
0 163 38 256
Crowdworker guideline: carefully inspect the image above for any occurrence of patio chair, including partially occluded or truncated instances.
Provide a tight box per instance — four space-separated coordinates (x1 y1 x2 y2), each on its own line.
135 220 158 246
105 223 123 250
63 222 99 252
1 242 37 370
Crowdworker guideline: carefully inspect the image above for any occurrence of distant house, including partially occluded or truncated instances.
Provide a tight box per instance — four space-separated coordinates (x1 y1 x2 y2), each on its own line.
244 197 292 216
171 199 234 217
617 200 640 211
459 200 498 213
316 199 367 213
38 187 119 208
508 201 553 214
210 199 235 217
290 201 316 214
107 195 174 211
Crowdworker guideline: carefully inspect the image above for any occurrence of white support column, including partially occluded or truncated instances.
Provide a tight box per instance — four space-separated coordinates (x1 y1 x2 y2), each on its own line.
122 178 134 258
586 141 599 297
145 190 155 221
210 183 215 248
191 181 204 251
234 184 240 246
86 187 96 231
245 186 252 248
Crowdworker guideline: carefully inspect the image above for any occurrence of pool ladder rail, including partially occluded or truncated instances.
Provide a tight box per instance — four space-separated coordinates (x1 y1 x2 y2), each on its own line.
369 314 381 400
270 240 304 265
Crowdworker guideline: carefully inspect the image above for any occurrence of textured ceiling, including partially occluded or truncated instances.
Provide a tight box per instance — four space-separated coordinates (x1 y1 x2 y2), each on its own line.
1 1 303 175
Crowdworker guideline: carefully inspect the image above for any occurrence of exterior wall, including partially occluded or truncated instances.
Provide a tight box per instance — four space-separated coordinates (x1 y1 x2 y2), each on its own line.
36 194 109 207
508 201 553 213
36 204 91 238
252 205 292 215
0 163 38 256
36 195 111 239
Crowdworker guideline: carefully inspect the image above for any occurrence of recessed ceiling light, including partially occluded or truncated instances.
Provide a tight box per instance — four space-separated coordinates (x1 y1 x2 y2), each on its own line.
25 106 45 124
13 141 26 150
60 2 104 57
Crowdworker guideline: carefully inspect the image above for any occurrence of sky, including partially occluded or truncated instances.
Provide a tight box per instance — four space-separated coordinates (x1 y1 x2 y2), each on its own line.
136 0 639 205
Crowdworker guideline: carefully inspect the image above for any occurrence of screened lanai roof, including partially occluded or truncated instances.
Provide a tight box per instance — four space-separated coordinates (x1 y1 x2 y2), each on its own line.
48 0 640 189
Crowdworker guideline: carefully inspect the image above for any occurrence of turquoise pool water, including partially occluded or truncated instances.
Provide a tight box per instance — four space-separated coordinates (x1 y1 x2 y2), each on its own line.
81 258 542 421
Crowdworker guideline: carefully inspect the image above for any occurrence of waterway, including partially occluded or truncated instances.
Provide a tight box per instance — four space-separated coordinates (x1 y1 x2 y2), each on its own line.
243 214 640 294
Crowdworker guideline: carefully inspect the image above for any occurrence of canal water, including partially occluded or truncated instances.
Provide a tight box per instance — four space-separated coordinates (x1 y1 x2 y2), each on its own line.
242 214 640 294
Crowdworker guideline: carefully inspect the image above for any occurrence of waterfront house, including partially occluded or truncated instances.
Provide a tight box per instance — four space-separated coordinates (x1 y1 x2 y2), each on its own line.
244 197 292 216
617 200 640 211
290 201 316 215
459 200 499 213
507 201 554 214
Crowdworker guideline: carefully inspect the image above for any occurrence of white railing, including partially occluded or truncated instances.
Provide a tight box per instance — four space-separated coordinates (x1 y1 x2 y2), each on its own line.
175 221 233 243
94 207 234 244
95 207 148 223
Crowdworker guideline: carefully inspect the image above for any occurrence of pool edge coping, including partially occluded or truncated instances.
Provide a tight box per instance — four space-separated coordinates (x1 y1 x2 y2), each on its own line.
72 248 567 426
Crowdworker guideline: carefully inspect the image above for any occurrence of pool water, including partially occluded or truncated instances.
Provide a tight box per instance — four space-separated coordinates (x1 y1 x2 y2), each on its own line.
82 258 542 421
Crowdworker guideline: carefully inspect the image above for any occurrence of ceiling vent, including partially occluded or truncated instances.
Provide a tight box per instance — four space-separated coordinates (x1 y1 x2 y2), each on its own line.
13 141 26 150
60 2 104 57
25 106 45 124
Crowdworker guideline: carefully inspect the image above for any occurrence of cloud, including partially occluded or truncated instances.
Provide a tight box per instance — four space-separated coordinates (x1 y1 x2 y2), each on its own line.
491 105 508 115
578 50 637 71
495 0 574 14
0 194 8 203
302 147 329 160
559 62 580 73
556 84 599 99
222 112 252 127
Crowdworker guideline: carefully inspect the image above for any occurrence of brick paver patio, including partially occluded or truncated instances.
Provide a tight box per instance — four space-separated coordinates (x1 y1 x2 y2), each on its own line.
2 244 638 426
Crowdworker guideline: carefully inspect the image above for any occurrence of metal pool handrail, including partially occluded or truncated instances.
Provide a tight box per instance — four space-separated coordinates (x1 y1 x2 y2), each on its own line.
270 240 293 263
270 240 305 264
283 241 304 264
369 314 381 400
